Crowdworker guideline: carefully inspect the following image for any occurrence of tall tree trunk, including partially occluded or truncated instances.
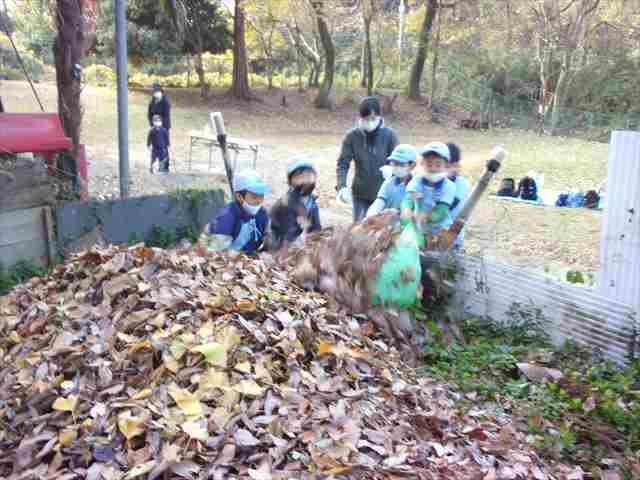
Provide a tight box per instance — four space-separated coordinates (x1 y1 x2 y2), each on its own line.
313 2 335 110
550 56 570 135
54 0 84 184
231 0 251 100
360 40 367 88
408 0 437 100
429 7 441 105
398 0 406 53
195 51 208 98
364 17 373 96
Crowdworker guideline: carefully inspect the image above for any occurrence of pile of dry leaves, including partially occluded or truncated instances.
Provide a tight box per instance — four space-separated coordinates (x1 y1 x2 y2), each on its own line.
0 245 583 479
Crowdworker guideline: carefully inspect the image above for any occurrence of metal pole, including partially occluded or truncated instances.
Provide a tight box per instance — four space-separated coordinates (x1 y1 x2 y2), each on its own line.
115 0 130 198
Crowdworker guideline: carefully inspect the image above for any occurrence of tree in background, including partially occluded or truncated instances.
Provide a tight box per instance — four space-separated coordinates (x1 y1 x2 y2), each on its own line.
360 0 377 96
532 0 601 134
246 0 287 90
54 0 84 179
407 0 437 100
142 0 230 97
311 0 335 109
231 0 251 99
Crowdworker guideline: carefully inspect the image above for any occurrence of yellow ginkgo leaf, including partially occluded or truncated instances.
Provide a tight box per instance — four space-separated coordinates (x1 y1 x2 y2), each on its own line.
212 407 232 429
58 428 77 446
52 395 78 412
318 341 335 355
190 342 226 366
131 388 152 400
233 379 265 397
117 411 145 440
170 340 187 360
168 384 203 417
199 369 229 392
182 420 208 441
220 388 240 409
163 355 180 373
217 325 241 350
198 321 215 338
234 362 252 374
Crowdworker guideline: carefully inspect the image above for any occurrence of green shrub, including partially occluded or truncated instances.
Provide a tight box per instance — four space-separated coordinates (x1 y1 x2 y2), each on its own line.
0 259 46 296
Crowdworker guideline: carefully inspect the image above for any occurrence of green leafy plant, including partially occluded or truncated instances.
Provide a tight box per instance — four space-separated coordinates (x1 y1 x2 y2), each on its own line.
0 259 47 296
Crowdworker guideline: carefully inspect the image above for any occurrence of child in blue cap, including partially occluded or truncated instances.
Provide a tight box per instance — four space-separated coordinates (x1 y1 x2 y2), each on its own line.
366 144 417 218
269 156 322 249
402 141 456 236
446 142 471 249
204 169 270 253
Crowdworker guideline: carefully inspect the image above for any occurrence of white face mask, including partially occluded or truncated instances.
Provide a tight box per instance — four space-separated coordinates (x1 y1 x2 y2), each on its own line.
242 202 261 216
425 172 448 183
393 166 411 178
359 117 380 132
153 121 162 128
153 92 163 100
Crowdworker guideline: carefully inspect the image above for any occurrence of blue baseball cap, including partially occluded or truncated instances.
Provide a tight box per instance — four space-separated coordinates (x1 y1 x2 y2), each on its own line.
387 144 417 165
233 170 270 195
421 141 451 161
286 156 316 177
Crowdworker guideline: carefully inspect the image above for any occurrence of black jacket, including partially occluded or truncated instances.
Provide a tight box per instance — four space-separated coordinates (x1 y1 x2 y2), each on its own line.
336 120 399 201
148 96 171 130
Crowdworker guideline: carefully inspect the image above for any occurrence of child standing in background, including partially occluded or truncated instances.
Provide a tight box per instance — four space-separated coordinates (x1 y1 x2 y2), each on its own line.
147 114 171 174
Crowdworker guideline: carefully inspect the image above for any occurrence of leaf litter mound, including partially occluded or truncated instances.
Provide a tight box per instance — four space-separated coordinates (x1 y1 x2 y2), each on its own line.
0 245 581 479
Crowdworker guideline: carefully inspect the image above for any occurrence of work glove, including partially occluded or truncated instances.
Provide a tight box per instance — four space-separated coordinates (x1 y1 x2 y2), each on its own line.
336 187 352 204
490 145 507 163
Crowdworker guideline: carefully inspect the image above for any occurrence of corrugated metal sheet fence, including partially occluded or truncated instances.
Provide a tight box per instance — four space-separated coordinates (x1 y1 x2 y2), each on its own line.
451 256 637 366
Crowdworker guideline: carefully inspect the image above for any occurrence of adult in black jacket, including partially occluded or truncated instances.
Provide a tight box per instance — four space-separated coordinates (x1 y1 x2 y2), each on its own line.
148 84 171 135
336 96 400 222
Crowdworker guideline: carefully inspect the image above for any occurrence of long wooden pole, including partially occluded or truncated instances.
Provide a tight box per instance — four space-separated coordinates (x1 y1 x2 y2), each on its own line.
211 112 235 198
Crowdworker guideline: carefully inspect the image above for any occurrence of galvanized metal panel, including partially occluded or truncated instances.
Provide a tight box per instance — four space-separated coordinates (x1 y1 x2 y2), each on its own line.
598 131 640 320
453 256 636 365
0 207 49 267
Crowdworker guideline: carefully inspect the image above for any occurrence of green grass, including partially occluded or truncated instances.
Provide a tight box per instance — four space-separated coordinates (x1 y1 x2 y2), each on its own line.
0 259 47 295
421 317 640 476
2 80 607 274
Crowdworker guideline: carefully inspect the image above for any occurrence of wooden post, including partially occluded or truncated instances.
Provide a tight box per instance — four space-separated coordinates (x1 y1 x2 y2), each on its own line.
211 112 235 198
597 131 640 321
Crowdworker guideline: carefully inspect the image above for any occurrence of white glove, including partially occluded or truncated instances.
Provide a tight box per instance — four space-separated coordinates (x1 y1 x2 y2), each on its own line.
336 187 351 204
490 146 507 163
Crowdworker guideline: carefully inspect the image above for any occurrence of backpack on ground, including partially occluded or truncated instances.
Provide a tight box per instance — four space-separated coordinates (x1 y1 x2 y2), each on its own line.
518 176 538 201
497 178 518 197
555 193 569 207
583 189 600 209
567 190 585 208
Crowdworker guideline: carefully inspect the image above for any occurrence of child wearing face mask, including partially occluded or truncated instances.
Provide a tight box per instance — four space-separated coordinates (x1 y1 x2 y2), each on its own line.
147 114 171 174
148 84 171 139
269 156 322 250
402 142 456 236
366 144 417 218
446 142 471 249
203 170 270 253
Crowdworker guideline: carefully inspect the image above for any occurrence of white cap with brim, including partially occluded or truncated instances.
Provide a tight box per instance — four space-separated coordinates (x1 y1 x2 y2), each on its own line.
286 156 316 176
421 141 451 161
233 169 270 196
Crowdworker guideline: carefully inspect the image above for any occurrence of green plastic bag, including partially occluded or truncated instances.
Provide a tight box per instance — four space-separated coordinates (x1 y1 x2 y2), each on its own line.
372 222 423 308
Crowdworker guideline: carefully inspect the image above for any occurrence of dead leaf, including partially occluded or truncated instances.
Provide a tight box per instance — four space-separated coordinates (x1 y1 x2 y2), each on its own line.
52 395 78 413
118 411 146 440
168 384 203 417
516 363 564 383
234 429 260 447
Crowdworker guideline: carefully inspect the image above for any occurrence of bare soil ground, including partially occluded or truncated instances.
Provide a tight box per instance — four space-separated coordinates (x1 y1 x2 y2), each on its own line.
2 81 608 276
